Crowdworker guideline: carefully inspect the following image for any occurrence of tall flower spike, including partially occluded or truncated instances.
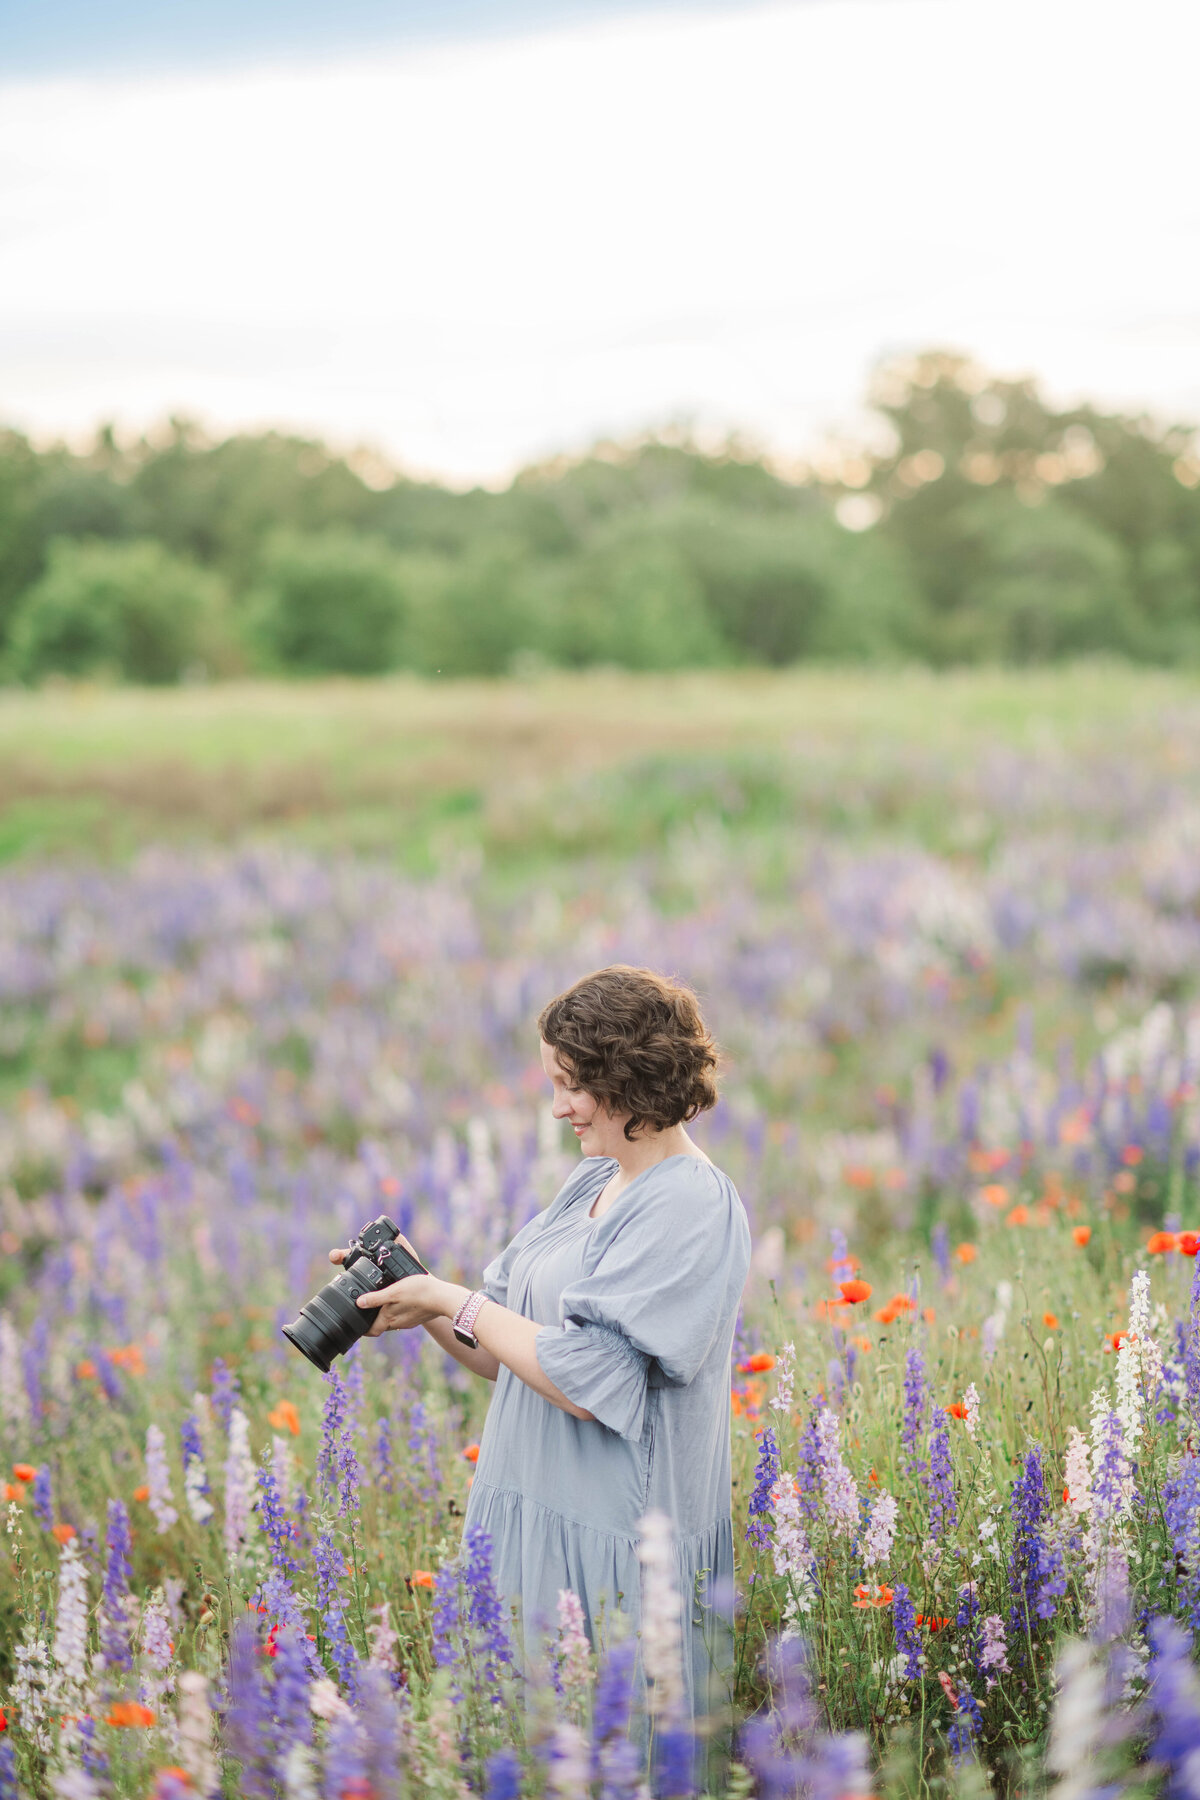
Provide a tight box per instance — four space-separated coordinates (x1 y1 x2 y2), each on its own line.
100 1497 134 1673
745 1427 781 1549
862 1490 897 1571
637 1509 685 1721
814 1406 858 1539
926 1411 957 1542
223 1408 256 1563
145 1424 178 1533
771 1470 816 1629
181 1412 213 1526
902 1348 929 1478
892 1584 923 1680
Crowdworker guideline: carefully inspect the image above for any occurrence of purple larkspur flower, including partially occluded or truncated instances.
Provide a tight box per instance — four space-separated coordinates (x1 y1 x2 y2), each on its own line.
210 1357 240 1434
903 1348 929 1479
931 1222 950 1285
740 1636 870 1800
0 1742 17 1800
31 1464 53 1530
101 1497 133 1672
256 1449 301 1582
1008 1446 1065 1655
1146 1614 1200 1800
795 1412 822 1526
464 1523 515 1698
1164 1455 1200 1635
374 1415 395 1495
267 1625 313 1782
947 1686 983 1762
655 1725 697 1797
314 1529 359 1694
318 1369 348 1500
746 1426 780 1549
484 1748 522 1800
407 1398 440 1502
322 1710 366 1800
1184 1259 1200 1433
892 1583 923 1681
591 1637 640 1798
926 1412 957 1542
224 1615 273 1800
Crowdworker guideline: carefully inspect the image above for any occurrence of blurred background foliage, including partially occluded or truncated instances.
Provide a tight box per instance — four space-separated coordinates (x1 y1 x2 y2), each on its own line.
2 347 1199 684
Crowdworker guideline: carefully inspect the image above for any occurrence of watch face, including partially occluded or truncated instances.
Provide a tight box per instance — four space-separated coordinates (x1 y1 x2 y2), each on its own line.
453 1326 477 1347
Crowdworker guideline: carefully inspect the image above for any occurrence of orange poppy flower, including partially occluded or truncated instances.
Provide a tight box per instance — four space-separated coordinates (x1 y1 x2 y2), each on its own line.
51 1524 76 1545
1121 1145 1144 1166
1007 1205 1030 1227
11 1464 36 1484
873 1305 898 1324
814 1298 851 1320
74 1360 98 1381
462 1444 480 1464
826 1253 862 1275
945 1403 968 1420
954 1243 978 1264
3 1484 25 1503
849 1334 872 1353
267 1400 301 1436
842 1166 877 1190
852 1583 894 1608
152 1771 193 1793
410 1570 435 1589
1104 1331 1130 1353
1147 1231 1177 1254
1043 1312 1059 1330
738 1353 777 1373
1179 1231 1200 1257
916 1615 951 1631
1072 1226 1092 1247
839 1280 873 1304
890 1293 917 1313
922 1307 936 1325
980 1184 1009 1208
0 1708 6 1733
106 1344 147 1376
107 1702 156 1728
133 1485 150 1503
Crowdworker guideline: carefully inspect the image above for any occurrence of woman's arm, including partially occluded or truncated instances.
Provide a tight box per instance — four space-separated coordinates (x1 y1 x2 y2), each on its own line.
329 1248 596 1421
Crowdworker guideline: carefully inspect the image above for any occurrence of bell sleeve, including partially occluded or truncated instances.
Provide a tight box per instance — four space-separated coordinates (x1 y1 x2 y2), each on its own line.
534 1161 750 1442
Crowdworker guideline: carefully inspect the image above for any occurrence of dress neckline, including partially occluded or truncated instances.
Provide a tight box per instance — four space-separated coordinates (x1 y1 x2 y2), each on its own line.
582 1152 716 1223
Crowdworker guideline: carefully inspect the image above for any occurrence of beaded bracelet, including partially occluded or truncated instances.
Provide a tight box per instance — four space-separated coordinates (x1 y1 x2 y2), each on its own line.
452 1288 491 1348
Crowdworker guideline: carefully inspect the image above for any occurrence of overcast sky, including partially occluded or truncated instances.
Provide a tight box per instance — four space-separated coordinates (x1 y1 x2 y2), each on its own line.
2 0 1198 485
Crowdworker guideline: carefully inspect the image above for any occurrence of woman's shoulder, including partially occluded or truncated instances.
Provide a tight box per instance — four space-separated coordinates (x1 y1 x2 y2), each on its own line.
627 1153 747 1229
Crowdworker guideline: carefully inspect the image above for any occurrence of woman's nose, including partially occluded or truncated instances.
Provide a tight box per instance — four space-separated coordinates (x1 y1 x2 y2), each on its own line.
551 1095 572 1119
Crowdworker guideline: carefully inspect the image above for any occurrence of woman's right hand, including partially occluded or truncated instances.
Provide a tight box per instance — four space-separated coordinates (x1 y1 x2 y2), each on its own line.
327 1228 422 1268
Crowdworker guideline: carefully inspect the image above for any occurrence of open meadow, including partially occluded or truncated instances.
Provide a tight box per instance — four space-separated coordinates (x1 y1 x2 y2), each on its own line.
4 667 1200 1799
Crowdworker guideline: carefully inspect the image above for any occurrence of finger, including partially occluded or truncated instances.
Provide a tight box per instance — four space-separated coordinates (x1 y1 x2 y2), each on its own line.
355 1289 390 1309
328 1248 347 1265
398 1233 417 1258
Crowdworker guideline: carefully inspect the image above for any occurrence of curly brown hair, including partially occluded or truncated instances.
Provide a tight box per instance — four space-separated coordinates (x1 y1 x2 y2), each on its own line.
537 965 720 1141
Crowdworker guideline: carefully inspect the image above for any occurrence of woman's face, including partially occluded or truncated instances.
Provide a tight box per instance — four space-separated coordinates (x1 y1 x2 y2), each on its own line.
540 1038 630 1157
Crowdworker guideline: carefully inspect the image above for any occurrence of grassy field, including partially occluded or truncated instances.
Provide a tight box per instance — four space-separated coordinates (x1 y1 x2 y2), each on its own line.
3 664 1198 868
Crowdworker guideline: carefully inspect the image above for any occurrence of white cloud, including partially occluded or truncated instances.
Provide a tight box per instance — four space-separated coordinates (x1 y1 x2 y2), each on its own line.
2 0 1198 483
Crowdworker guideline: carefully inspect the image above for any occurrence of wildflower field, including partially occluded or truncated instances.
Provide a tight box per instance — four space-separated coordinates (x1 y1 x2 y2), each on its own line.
4 669 1200 1800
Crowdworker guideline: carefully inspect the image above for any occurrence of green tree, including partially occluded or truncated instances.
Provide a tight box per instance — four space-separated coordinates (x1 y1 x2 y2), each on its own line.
537 535 727 670
7 538 232 683
246 531 409 674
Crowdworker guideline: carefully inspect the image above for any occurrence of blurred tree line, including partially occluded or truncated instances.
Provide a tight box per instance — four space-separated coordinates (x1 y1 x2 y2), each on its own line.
2 348 1198 682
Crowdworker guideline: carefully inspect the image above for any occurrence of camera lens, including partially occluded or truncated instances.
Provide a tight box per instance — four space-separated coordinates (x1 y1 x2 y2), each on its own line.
281 1263 377 1372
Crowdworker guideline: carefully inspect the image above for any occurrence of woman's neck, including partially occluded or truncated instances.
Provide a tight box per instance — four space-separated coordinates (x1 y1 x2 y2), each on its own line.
610 1123 696 1183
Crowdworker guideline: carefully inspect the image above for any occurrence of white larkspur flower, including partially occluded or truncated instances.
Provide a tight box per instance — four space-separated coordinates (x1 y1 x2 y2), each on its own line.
862 1490 898 1570
48 1539 91 1720
814 1405 858 1538
636 1508 685 1721
1064 1427 1092 1518
770 1471 815 1630
545 1722 591 1800
768 1341 796 1416
177 1670 218 1796
222 1406 256 1562
1115 1270 1151 1460
0 1315 30 1435
145 1423 179 1533
554 1588 593 1707
963 1382 981 1441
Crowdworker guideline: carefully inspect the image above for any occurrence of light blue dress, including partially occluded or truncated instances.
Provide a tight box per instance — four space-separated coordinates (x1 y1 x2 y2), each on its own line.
462 1152 752 1733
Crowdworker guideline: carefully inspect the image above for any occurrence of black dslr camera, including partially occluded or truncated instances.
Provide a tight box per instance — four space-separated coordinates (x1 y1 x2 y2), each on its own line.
282 1215 428 1372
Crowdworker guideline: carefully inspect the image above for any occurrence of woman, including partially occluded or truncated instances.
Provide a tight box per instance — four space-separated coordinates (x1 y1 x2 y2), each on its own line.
342 964 751 1739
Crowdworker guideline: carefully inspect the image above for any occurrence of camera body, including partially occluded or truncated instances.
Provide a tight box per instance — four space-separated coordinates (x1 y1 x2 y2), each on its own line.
282 1214 427 1372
